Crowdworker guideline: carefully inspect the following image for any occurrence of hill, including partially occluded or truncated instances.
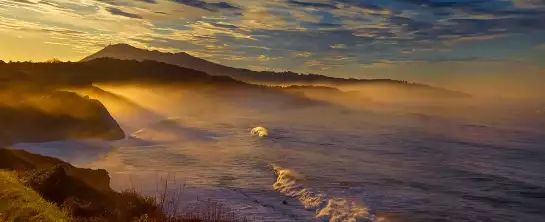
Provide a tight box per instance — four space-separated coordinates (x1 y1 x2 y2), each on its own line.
0 58 328 109
0 87 125 146
0 148 161 221
80 44 470 99
0 58 241 88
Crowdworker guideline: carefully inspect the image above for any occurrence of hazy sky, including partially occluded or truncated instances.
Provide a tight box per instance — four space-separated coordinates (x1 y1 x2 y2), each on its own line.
0 0 544 96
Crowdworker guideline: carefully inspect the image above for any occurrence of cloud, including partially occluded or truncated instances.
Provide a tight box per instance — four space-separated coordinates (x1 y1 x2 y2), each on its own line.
397 0 486 9
169 0 241 12
95 0 126 6
302 52 357 71
10 0 38 4
0 0 544 77
294 52 313 57
138 0 158 3
441 34 513 45
287 0 339 9
105 7 142 19
513 0 545 7
330 44 346 49
210 22 238 29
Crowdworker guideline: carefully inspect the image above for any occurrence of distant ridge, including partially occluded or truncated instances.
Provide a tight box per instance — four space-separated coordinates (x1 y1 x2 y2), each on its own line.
81 44 470 98
80 44 397 84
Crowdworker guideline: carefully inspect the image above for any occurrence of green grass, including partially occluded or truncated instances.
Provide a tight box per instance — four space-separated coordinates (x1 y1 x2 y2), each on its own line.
0 170 71 222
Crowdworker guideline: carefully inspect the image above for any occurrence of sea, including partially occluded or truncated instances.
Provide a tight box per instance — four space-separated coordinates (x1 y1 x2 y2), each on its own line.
12 86 545 222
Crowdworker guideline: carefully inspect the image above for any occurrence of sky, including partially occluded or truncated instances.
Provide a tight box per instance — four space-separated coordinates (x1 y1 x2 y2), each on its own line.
0 0 544 97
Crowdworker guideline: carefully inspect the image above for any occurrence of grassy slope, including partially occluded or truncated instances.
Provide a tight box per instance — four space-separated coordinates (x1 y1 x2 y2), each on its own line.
0 170 71 222
0 148 249 222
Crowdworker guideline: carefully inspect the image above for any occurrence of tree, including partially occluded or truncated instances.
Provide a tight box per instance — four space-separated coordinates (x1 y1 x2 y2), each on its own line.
45 58 62 63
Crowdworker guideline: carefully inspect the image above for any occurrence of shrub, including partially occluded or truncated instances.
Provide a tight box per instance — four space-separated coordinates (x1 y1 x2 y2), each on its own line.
137 177 252 222
181 199 251 222
44 58 62 63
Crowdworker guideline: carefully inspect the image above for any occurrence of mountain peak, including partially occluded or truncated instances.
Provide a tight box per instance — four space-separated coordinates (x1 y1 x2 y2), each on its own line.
82 44 162 62
102 43 139 51
88 44 190 58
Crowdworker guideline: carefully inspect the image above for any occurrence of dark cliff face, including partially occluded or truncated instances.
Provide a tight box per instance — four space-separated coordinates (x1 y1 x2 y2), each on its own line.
0 89 125 145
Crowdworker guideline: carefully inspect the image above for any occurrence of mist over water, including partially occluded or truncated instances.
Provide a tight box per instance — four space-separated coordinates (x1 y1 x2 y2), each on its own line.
13 84 545 221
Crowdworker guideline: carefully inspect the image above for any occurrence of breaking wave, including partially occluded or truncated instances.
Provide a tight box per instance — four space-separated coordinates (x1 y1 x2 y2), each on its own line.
271 164 376 222
251 126 269 137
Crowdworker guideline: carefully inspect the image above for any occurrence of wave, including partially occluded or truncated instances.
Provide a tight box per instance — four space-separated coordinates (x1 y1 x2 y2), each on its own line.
271 164 376 222
251 126 269 137
130 118 219 142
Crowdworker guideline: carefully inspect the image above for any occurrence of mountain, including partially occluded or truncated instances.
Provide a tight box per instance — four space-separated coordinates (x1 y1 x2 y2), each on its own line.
0 58 330 104
78 44 389 85
81 44 470 98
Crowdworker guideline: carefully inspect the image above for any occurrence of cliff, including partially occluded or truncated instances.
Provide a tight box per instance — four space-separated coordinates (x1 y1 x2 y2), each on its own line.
0 148 160 221
0 88 125 145
0 148 246 222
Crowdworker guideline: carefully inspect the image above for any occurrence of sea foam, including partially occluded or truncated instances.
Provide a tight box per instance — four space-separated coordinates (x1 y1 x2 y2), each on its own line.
271 164 376 222
251 126 269 137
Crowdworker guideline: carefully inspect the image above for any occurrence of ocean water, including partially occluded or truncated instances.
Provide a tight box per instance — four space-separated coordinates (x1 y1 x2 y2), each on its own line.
12 86 545 222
